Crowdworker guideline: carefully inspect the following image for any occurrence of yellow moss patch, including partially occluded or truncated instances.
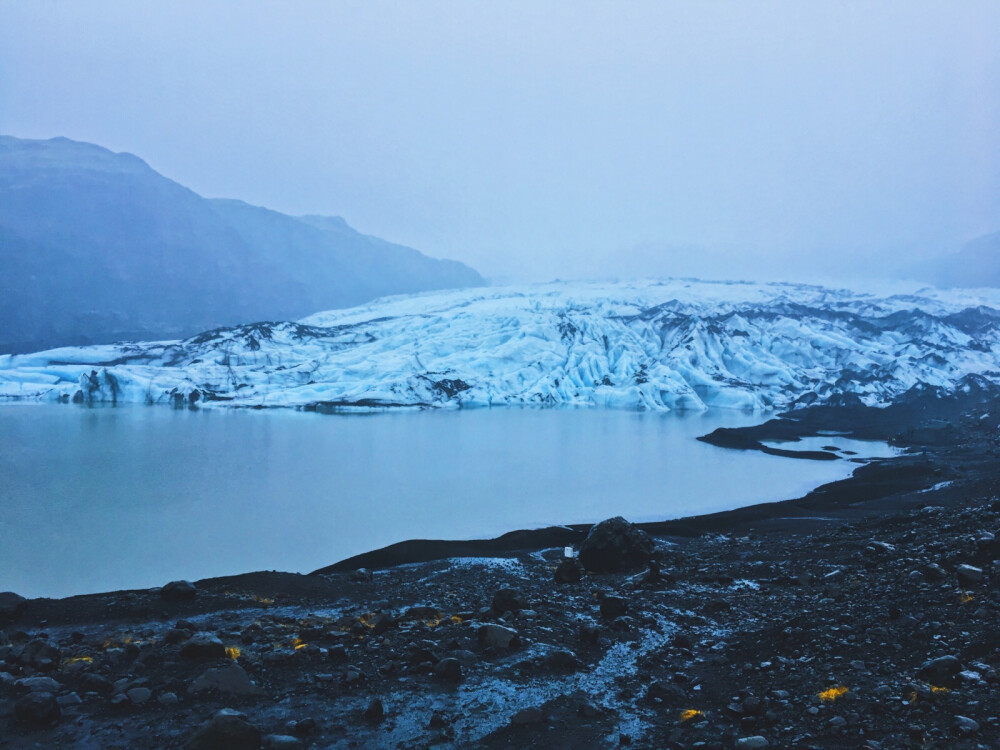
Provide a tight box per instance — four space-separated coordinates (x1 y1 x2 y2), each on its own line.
680 709 704 722
930 685 950 694
225 646 241 660
818 686 849 702
959 593 974 604
292 637 308 651
63 656 93 666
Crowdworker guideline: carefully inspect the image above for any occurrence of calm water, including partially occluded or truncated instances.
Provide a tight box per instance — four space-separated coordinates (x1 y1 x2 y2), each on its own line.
1 405 882 598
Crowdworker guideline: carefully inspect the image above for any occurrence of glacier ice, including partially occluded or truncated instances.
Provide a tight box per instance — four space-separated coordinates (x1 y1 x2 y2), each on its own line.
2 279 1000 412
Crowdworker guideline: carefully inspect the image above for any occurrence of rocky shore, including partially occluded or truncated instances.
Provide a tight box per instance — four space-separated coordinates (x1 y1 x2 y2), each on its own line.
2 382 999 749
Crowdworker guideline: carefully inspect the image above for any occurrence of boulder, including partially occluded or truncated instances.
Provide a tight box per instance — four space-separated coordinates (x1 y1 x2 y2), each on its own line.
554 558 585 583
189 663 262 696
14 692 59 727
491 588 527 615
160 580 198 601
185 708 261 750
578 517 654 573
917 655 962 686
180 632 226 660
478 624 520 650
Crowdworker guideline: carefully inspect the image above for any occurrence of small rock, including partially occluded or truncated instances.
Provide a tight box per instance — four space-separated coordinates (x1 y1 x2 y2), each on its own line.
20 639 61 671
957 564 984 585
544 649 578 671
916 655 962 686
600 595 628 620
160 580 198 601
954 715 980 734
555 558 585 583
18 676 62 693
189 663 262 695
364 697 385 724
127 687 152 704
180 632 226 660
159 692 180 705
434 657 462 682
185 708 261 750
491 588 527 614
478 624 519 650
735 737 769 749
14 692 60 727
56 693 82 707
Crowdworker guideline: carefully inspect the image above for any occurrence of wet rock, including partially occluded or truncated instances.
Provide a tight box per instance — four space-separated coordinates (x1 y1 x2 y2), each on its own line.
185 708 261 750
180 632 226 659
165 627 193 645
20 639 60 671
916 655 962 686
190 663 262 695
160 580 198 601
956 564 984 585
14 692 60 726
478 624 519 649
158 692 180 705
599 594 628 620
364 697 385 724
343 667 365 686
555 558 585 583
433 657 462 682
56 693 82 707
0 592 26 620
578 517 654 573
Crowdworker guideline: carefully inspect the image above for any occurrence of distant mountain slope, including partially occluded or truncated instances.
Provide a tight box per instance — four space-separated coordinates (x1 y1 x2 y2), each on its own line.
914 230 1000 288
0 135 483 353
4 279 1000 411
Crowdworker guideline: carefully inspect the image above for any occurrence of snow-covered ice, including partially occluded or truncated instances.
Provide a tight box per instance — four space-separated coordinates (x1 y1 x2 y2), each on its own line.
3 278 1000 411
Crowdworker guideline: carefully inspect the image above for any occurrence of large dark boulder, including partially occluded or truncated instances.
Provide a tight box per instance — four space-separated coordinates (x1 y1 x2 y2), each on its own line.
14 692 60 726
578 517 654 573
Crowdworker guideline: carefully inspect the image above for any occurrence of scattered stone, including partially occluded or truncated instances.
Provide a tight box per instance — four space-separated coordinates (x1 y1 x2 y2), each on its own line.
599 594 628 620
578 517 654 573
433 657 462 682
14 692 59 727
916 655 962 686
957 564 984 585
555 558 585 583
478 624 519 649
190 663 262 695
160 580 198 601
185 708 261 750
127 687 152 704
954 715 980 734
364 697 385 724
180 632 226 659
491 588 527 614
735 737 769 749
20 639 60 671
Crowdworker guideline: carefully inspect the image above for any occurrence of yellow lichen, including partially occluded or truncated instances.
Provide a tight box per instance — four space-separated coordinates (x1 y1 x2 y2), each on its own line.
63 655 93 666
959 593 974 604
930 685 950 694
450 615 463 624
292 637 308 650
680 709 704 722
225 646 241 660
818 686 849 702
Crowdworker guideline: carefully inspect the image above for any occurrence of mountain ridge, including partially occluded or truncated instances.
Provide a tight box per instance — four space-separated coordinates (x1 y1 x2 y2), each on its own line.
0 135 484 353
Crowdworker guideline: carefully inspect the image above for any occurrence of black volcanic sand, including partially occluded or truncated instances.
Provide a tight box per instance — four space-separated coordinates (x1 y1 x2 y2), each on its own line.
2 380 999 749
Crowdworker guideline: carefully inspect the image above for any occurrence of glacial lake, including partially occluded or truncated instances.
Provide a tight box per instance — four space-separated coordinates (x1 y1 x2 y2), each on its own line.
0 404 897 599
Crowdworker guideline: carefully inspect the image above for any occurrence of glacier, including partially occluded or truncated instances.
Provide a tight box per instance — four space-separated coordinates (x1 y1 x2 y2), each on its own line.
2 279 1000 412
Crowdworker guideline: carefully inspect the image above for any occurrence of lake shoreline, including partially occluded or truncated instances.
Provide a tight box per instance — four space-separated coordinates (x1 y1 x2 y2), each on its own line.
2 380 999 748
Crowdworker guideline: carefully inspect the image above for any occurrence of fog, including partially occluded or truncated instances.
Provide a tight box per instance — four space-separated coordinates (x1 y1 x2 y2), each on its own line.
2 1 998 283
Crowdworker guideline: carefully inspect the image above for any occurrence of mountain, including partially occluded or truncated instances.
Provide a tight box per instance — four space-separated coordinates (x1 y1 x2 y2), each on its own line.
0 135 484 353
913 230 1000 288
4 279 1000 411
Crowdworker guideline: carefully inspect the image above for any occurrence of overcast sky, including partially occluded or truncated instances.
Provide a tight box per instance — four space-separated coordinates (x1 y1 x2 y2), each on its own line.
2 1 998 282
